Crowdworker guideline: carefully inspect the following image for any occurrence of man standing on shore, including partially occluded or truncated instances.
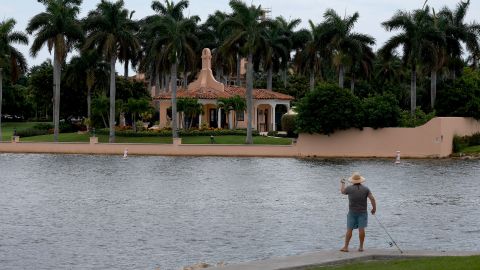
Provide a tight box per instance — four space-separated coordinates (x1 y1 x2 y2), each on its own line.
340 172 376 252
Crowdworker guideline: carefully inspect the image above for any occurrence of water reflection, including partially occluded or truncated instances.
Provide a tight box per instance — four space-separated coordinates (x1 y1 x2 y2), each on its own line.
0 154 479 270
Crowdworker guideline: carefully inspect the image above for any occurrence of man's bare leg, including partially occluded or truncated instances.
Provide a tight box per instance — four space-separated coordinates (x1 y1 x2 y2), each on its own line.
358 228 365 251
340 229 353 252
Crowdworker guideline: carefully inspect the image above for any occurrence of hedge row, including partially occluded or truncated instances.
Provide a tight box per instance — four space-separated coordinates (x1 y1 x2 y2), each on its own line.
94 128 260 137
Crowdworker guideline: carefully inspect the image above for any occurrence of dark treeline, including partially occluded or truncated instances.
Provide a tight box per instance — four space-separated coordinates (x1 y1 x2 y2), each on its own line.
0 0 479 141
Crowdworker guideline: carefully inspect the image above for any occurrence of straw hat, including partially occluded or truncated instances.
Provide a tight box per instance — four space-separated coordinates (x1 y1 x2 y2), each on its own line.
348 172 365 184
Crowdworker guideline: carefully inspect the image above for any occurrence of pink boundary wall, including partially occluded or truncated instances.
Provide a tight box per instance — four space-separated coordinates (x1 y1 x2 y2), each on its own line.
297 117 480 158
0 117 479 158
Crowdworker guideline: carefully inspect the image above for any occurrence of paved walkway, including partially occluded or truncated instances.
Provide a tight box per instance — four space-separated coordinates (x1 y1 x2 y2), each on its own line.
210 249 480 270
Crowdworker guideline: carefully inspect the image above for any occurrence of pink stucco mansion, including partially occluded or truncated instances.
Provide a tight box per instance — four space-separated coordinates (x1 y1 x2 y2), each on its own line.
151 48 293 132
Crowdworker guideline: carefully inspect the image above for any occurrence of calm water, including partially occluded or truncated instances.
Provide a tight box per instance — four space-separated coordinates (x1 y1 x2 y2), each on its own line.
0 154 479 270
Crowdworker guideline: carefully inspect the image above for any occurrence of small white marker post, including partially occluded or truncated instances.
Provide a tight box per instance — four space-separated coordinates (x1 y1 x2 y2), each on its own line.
395 151 401 164
123 148 128 159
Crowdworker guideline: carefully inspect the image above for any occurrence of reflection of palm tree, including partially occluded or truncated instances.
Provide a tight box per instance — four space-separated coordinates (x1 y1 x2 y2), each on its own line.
0 18 28 141
27 0 83 142
222 0 273 144
84 0 140 143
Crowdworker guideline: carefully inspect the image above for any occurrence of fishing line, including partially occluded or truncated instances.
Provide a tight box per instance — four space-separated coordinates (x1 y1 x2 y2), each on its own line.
373 214 404 254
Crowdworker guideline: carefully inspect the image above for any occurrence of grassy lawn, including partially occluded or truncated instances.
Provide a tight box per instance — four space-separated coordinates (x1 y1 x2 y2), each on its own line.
461 145 480 154
311 256 480 270
1 122 46 141
182 135 292 145
20 133 173 144
18 133 291 145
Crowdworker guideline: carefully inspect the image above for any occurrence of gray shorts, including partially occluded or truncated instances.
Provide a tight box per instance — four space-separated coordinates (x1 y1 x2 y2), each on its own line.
347 212 368 229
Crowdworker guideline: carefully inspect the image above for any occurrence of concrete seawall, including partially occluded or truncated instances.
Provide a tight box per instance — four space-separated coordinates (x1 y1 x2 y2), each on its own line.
1 117 479 158
0 141 299 157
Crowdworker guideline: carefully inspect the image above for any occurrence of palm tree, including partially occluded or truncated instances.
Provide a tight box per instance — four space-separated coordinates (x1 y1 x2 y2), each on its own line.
423 10 447 109
0 19 28 141
381 8 441 114
27 0 83 142
199 11 230 82
145 0 198 139
349 42 375 93
84 0 140 143
275 16 302 87
64 49 108 130
262 22 290 90
323 9 375 89
295 21 329 92
222 0 273 144
438 0 480 79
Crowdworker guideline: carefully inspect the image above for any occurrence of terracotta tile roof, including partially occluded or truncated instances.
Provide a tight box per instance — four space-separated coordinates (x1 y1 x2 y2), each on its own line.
154 86 294 101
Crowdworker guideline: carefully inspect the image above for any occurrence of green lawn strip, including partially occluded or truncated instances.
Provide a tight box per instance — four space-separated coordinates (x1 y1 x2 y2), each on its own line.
21 133 291 145
310 256 480 270
21 133 172 144
1 122 47 141
181 135 292 145
461 145 480 154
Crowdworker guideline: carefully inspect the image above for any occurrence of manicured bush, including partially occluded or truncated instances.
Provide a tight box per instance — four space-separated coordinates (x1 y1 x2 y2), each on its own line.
281 114 297 136
296 83 363 135
16 128 50 138
33 123 54 130
95 128 260 137
362 93 401 129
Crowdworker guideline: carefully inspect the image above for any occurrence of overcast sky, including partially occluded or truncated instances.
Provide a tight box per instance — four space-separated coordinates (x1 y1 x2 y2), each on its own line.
1 0 479 73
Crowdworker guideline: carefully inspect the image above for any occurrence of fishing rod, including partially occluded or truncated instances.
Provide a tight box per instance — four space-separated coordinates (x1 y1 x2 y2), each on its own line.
373 214 404 254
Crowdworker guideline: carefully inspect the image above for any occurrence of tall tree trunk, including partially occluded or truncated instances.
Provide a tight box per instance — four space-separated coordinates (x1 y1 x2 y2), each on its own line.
155 71 160 96
183 71 188 88
0 68 3 141
430 70 437 109
411 68 417 115
246 52 254 144
101 113 108 128
132 114 137 133
338 64 345 89
267 65 273 90
236 53 241 87
124 60 129 78
171 62 178 138
165 73 171 92
309 69 315 92
109 56 117 143
87 85 92 131
350 73 355 94
53 51 61 142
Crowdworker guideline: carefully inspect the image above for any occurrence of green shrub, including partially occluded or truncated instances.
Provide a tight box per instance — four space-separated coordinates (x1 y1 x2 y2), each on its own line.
296 83 363 135
33 123 54 130
95 128 260 137
281 114 297 136
399 108 436 127
453 136 469 153
467 132 480 146
436 68 480 119
362 93 401 129
16 128 50 138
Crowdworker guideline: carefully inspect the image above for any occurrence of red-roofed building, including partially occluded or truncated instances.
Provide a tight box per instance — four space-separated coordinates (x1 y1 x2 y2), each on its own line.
153 48 293 132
